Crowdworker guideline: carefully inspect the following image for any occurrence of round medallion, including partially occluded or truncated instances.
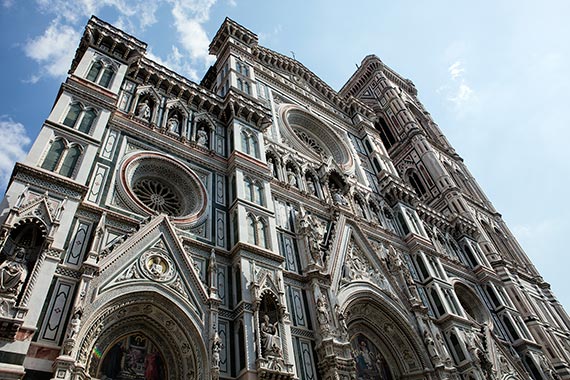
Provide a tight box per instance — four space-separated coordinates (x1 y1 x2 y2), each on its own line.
139 250 175 282
117 151 208 225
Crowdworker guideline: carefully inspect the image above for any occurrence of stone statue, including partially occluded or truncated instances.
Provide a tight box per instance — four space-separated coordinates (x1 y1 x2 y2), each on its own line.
316 296 330 327
148 257 164 277
267 158 276 177
297 212 326 266
331 187 348 205
136 99 151 121
423 330 440 364
167 114 180 133
287 167 297 187
260 314 281 357
212 331 223 368
306 176 316 196
197 126 208 147
0 247 28 297
67 310 82 339
335 304 348 340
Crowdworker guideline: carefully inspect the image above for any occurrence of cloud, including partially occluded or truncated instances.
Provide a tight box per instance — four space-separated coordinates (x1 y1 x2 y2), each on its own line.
448 61 465 80
440 60 474 109
146 46 199 81
23 20 81 80
25 0 216 82
0 116 31 189
34 0 160 30
2 0 14 8
171 0 217 68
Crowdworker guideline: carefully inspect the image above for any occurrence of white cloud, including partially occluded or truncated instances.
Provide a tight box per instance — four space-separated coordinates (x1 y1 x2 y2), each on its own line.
440 60 474 109
448 82 473 107
171 0 217 67
2 0 14 8
26 0 216 82
0 116 31 189
23 20 80 79
146 46 199 81
34 0 160 29
448 61 465 80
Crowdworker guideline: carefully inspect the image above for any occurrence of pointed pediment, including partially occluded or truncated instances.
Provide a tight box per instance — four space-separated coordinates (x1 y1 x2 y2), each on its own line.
94 215 209 319
18 195 57 226
332 224 395 299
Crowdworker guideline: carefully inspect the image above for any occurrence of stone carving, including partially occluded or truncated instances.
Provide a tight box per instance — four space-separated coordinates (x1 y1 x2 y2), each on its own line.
316 296 331 333
136 99 151 121
331 187 348 206
334 304 348 340
212 331 223 369
342 242 392 295
296 211 326 267
0 247 28 298
423 330 441 366
385 245 420 303
197 126 208 147
540 354 560 380
167 114 180 133
260 314 282 358
139 250 175 282
287 167 297 187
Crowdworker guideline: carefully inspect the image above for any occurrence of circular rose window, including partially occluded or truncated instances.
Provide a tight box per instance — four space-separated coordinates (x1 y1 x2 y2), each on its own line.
118 152 208 225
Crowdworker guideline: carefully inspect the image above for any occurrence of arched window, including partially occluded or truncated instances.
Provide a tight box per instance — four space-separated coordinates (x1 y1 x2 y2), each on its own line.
86 61 102 82
41 139 65 171
86 59 115 88
375 117 396 149
59 145 81 177
258 219 268 248
63 103 81 127
246 214 269 248
63 103 97 133
241 130 258 157
244 81 251 95
41 139 82 178
407 170 427 196
237 78 243 91
247 215 256 245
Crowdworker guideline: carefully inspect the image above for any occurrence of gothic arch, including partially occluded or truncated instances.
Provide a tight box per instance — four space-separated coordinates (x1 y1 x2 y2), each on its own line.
338 285 429 377
75 291 207 380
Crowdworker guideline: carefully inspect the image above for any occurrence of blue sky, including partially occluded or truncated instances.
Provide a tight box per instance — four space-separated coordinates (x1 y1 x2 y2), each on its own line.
0 1 568 310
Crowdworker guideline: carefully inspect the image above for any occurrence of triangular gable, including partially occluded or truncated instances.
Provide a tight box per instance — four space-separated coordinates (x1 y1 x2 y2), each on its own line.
93 215 209 319
330 223 396 300
17 194 57 226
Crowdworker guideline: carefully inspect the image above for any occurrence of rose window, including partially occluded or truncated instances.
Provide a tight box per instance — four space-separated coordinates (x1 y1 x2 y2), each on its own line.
293 129 325 156
117 151 208 225
132 178 182 216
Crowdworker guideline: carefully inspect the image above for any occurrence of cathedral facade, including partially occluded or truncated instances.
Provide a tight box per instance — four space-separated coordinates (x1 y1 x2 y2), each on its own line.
0 16 568 380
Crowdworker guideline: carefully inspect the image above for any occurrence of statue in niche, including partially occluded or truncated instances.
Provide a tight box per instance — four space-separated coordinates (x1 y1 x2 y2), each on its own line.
267 158 276 178
136 99 151 121
435 332 453 366
423 330 441 365
260 314 281 357
67 310 82 339
296 212 326 267
197 126 209 147
167 114 180 133
306 175 317 196
0 247 28 297
287 167 297 187
316 296 331 329
331 187 348 206
212 331 223 368
334 304 348 340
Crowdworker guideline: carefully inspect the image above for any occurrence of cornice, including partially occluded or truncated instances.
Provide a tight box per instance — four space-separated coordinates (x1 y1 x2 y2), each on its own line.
10 163 88 200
